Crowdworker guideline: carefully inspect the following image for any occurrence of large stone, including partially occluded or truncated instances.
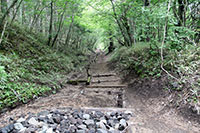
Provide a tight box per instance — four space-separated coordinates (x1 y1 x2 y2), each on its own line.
38 126 48 133
69 125 77 132
110 112 116 117
115 124 119 130
0 128 8 133
1 124 14 133
106 112 112 116
47 118 54 124
60 120 69 127
47 114 52 119
107 120 115 127
109 128 120 133
78 125 87 130
17 118 26 123
28 117 39 126
118 125 125 131
84 120 95 126
77 118 83 125
53 116 61 124
119 119 127 127
96 111 104 118
18 127 27 133
98 121 107 130
83 114 90 120
14 123 24 130
38 116 47 122
38 111 49 116
88 128 96 133
69 117 77 124
77 130 86 133
124 111 133 115
25 127 35 133
46 128 53 133
97 129 108 133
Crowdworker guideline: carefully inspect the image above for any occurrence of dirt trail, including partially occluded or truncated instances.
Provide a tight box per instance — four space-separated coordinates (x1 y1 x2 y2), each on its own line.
1 54 200 133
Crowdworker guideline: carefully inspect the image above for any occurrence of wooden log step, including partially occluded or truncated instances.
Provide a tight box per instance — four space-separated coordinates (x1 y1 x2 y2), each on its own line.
67 76 91 85
86 85 127 88
92 73 116 77
91 79 120 83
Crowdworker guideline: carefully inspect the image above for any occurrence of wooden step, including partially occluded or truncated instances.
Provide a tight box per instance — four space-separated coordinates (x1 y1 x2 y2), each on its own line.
86 85 127 88
92 73 116 77
91 79 120 83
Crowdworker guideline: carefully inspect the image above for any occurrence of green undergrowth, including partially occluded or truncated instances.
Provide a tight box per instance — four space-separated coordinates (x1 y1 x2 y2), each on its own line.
110 43 200 112
0 22 88 111
110 44 164 78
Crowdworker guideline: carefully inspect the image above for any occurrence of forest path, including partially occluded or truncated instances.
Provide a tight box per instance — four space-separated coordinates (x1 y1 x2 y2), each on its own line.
0 54 200 133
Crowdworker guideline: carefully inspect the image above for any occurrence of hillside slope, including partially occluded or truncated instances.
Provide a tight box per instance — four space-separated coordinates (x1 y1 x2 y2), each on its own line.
0 22 88 111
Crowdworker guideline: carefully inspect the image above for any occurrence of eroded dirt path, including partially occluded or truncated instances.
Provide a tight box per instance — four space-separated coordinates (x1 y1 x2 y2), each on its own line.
1 54 200 133
0 54 126 128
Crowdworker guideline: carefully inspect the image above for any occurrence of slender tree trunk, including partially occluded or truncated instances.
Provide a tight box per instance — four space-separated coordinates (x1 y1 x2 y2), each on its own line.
65 14 74 45
47 1 53 46
121 15 133 45
31 5 48 29
21 2 25 24
0 0 18 24
177 0 185 26
11 0 23 24
144 0 150 6
30 2 40 29
108 32 114 54
110 0 130 46
51 2 67 47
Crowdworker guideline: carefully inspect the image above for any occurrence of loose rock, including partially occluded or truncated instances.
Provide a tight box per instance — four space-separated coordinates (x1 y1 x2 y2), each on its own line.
83 114 90 120
0 109 132 132
28 117 39 126
14 123 24 131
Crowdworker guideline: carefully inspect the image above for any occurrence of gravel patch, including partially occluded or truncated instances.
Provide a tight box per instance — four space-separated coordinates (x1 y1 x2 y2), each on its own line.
0 108 132 133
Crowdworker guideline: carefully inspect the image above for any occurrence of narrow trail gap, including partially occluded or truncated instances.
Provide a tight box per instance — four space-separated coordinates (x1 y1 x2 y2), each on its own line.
1 54 200 133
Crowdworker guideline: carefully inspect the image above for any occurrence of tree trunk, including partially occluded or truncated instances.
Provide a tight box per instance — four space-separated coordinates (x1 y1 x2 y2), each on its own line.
108 32 114 54
121 15 133 45
21 2 25 24
47 1 53 46
0 0 18 24
65 14 74 45
144 0 150 6
177 0 185 26
51 2 67 47
110 0 130 46
11 0 23 24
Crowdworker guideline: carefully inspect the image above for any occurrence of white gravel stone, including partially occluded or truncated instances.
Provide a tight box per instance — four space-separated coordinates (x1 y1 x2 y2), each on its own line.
100 120 107 125
106 112 112 116
84 119 95 125
124 111 133 115
14 123 24 130
115 123 119 130
46 128 53 133
17 118 26 123
78 124 87 130
47 114 52 119
97 128 108 133
119 119 127 127
18 127 27 133
28 117 39 126
83 114 90 119
99 121 107 130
